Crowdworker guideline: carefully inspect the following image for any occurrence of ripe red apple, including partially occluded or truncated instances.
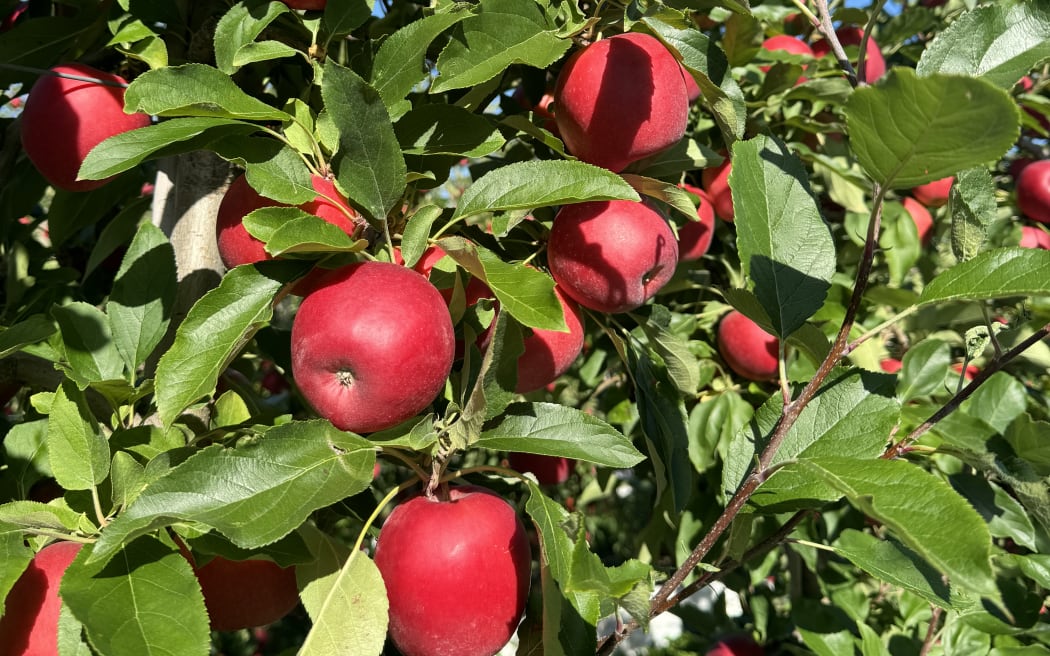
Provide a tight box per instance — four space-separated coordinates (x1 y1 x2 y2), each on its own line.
1017 160 1050 224
706 634 764 656
681 63 701 104
195 556 299 631
880 358 902 374
759 35 814 78
902 196 933 245
20 64 151 192
509 452 575 485
410 244 493 308
812 27 886 83
374 485 531 656
554 32 689 172
952 362 979 381
702 159 734 221
280 0 326 9
547 200 678 313
0 541 82 655
911 176 953 208
678 183 716 261
716 310 779 382
1020 225 1050 249
291 261 455 434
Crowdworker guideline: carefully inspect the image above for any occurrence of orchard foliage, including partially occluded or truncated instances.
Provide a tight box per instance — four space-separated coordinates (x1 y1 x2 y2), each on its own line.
1 0 1050 655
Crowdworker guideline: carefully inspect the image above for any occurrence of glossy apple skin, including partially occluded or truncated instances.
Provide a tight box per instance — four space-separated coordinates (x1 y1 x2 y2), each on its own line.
1017 160 1050 224
759 35 814 77
195 556 299 631
0 541 82 656
499 285 585 393
1020 225 1050 249
280 0 326 8
678 183 716 261
554 32 689 172
717 310 779 382
291 261 455 434
20 64 151 192
911 176 953 208
509 452 575 485
902 196 933 245
374 485 531 656
548 200 678 313
706 634 764 656
813 27 886 83
702 159 734 221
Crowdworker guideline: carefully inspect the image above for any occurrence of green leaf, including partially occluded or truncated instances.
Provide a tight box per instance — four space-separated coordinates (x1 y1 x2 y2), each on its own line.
730 135 836 338
0 315 56 359
106 222 177 373
845 69 1019 188
299 549 388 656
47 381 110 491
949 167 997 262
452 310 522 445
0 501 86 533
897 338 951 401
232 40 298 67
400 205 443 268
451 160 640 220
297 523 351 621
1 420 51 499
0 17 93 89
687 391 753 475
916 2 1050 89
63 537 210 656
244 208 367 257
431 0 568 93
1003 414 1050 477
89 421 375 564
124 63 292 121
633 305 700 394
213 0 291 73
0 528 33 620
952 473 1037 552
322 60 407 223
322 0 373 39
52 302 125 386
476 402 645 467
154 262 302 428
395 104 506 158
794 456 998 597
919 248 1050 305
109 451 146 511
834 529 953 609
961 372 1028 434
211 136 316 204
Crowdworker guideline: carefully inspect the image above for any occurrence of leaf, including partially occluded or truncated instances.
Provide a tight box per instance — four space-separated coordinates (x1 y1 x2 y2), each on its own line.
961 372 1028 434
0 315 56 359
395 104 506 158
322 60 407 223
0 528 33 620
47 381 110 491
431 0 568 93
400 205 443 268
88 420 375 564
232 40 298 67
951 473 1037 552
62 537 210 656
211 136 316 204
633 305 700 394
322 0 373 39
476 402 645 468
299 549 388 656
297 523 351 621
795 456 998 597
1 420 51 499
845 69 1019 188
919 248 1050 305
687 391 754 475
243 208 367 257
52 302 125 386
916 2 1050 89
124 63 292 121
949 167 997 262
451 160 640 220
0 501 86 533
834 529 953 609
897 338 952 401
213 0 291 73
730 135 836 338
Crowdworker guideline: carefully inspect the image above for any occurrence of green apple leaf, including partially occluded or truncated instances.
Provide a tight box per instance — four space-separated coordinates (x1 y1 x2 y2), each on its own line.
243 208 367 257
0 527 33 620
213 0 291 73
962 372 1028 434
952 473 1037 552
299 548 388 656
395 104 506 158
897 338 952 401
0 17 93 89
47 380 110 491
297 523 351 621
949 167 997 262
56 603 92 656
0 501 86 533
687 390 754 475
730 135 836 338
451 160 640 220
89 420 375 565
211 136 316 204
52 302 125 386
845 69 1019 188
124 63 292 121
400 205 443 268
322 0 373 39
2 420 51 499
0 315 56 360
833 529 953 609
919 248 1050 305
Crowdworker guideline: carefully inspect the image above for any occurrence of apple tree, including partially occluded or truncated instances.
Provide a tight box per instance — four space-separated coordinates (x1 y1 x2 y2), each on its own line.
1 0 1050 654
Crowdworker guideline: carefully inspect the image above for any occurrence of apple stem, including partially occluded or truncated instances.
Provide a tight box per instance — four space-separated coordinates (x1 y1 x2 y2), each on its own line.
0 63 129 88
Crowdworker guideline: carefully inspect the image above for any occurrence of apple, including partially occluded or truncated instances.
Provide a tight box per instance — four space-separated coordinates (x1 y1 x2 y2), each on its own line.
547 200 678 313
1020 225 1050 249
1 2 26 32
717 310 779 382
911 176 953 208
410 244 493 309
1016 159 1050 224
952 362 979 381
678 183 717 261
554 32 689 172
280 0 326 9
902 196 933 245
681 63 701 104
812 27 886 83
20 64 151 192
290 261 455 434
880 358 902 374
194 556 299 631
706 634 764 656
0 541 82 655
374 485 531 656
759 35 814 78
509 452 575 485
702 159 734 221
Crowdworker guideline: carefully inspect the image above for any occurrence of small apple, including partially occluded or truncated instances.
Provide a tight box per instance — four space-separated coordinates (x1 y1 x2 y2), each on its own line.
1016 159 1050 224
706 634 764 656
759 35 814 78
911 176 953 208
547 200 678 313
280 0 326 9
880 358 902 374
1020 225 1050 249
0 541 83 655
374 485 531 656
812 27 886 83
952 362 979 381
717 310 779 382
902 196 933 245
509 452 575 485
290 261 455 434
554 32 689 172
678 183 717 261
702 159 734 222
20 64 151 192
195 556 299 631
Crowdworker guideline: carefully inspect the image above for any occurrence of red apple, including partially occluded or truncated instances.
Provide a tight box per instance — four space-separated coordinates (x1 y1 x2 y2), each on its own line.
1 2 27 32
707 634 764 656
20 64 151 192
195 556 299 631
812 27 886 83
411 244 493 308
280 0 326 9
0 541 83 655
1020 225 1050 249
681 63 701 104
902 196 933 245
702 159 734 221
911 176 953 208
952 362 979 381
717 310 779 382
1017 160 1050 224
290 261 455 434
374 485 531 656
509 452 575 485
554 32 689 172
678 183 717 261
880 358 902 374
547 200 678 313
759 35 814 77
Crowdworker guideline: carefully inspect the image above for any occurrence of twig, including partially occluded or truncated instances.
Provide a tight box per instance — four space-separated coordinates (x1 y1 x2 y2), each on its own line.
812 0 858 87
919 606 943 656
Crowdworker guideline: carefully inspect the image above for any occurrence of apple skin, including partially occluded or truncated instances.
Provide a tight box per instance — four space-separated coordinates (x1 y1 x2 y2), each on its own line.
880 358 903 374
678 183 717 261
509 452 575 485
1016 160 1050 224
194 556 299 631
20 64 151 192
1020 225 1050 249
902 196 933 245
554 32 689 172
291 261 455 434
759 35 814 78
280 0 326 8
812 27 886 83
374 485 531 656
911 176 953 208
706 634 764 656
0 541 82 656
547 200 678 314
702 159 734 222
717 310 780 382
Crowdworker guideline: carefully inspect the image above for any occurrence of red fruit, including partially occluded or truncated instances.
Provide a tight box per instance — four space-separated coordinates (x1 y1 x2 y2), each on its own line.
902 196 933 245
1020 225 1050 249
759 35 814 74
374 485 531 656
812 27 886 83
880 358 902 374
547 200 678 313
280 0 326 8
1017 160 1050 224
681 63 701 104
554 32 689 172
411 245 493 308
195 556 299 631
952 362 979 381
678 183 717 261
911 176 953 208
509 453 575 485
20 64 151 192
1 2 27 32
290 261 455 434
501 285 586 393
717 310 779 382
702 159 734 221
0 541 83 656
706 634 764 656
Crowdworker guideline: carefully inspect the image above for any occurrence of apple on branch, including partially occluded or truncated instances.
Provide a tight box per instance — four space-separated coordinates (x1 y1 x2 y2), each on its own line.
717 310 780 382
0 541 82 656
